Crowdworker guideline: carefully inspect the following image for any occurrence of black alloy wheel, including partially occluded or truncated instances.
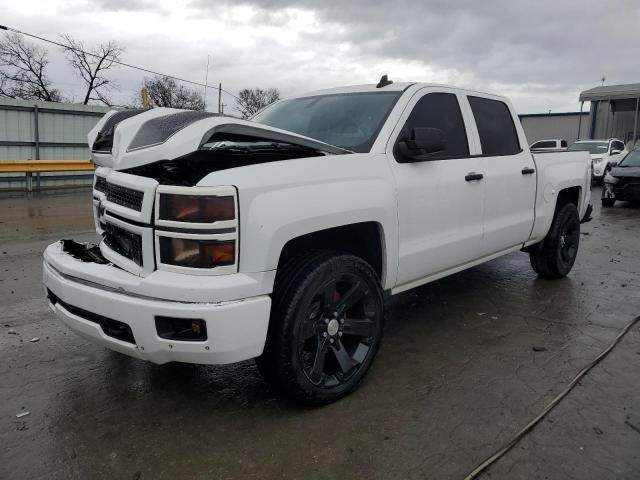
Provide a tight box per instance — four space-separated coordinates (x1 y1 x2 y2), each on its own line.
529 203 580 278
558 216 580 271
257 251 384 405
299 274 378 388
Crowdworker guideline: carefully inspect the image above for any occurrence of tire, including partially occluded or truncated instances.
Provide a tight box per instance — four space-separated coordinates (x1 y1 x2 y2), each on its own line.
601 186 616 207
256 250 384 405
529 203 580 279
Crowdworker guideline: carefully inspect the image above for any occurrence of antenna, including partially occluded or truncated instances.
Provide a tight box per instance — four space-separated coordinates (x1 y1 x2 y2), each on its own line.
376 74 393 88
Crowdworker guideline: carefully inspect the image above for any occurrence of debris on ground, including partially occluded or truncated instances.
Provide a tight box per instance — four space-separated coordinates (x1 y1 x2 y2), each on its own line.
624 414 640 435
15 411 30 418
29 337 40 343
532 346 548 352
8 329 19 335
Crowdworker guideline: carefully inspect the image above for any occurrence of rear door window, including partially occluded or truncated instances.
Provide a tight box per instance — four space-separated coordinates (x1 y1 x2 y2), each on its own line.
561 140 568 148
468 96 521 156
395 92 469 160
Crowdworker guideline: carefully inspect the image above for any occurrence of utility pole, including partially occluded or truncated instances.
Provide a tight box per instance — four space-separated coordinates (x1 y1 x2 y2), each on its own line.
221 102 225 116
218 82 222 115
203 55 210 110
141 87 149 110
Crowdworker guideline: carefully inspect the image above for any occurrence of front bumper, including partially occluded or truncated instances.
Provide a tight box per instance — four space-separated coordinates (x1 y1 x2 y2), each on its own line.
43 242 272 365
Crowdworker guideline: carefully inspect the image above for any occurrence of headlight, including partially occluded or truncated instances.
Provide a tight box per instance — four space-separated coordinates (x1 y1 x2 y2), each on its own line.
158 237 235 268
592 157 603 164
158 194 235 223
154 186 239 273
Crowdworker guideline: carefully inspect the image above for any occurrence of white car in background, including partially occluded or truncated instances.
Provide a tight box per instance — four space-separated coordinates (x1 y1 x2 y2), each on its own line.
568 139 626 184
530 139 568 151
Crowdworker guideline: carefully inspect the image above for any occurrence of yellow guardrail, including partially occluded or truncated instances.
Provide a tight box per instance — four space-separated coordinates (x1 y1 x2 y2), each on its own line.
0 160 94 191
0 160 94 173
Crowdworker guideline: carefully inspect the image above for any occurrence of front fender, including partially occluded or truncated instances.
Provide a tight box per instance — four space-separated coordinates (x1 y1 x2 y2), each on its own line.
198 154 398 290
243 178 397 288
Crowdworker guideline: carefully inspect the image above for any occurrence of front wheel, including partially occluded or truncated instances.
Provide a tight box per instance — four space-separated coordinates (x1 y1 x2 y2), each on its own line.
257 251 384 405
529 203 580 279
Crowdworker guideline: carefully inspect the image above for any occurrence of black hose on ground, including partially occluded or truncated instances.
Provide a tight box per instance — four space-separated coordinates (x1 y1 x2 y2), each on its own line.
463 315 640 480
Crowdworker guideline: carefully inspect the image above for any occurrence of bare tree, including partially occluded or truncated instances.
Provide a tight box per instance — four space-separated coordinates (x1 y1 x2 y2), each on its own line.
140 75 205 110
236 88 280 118
0 32 61 101
59 35 123 106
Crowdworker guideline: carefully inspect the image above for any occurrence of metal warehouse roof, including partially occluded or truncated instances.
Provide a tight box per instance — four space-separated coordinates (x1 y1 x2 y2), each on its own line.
579 83 640 102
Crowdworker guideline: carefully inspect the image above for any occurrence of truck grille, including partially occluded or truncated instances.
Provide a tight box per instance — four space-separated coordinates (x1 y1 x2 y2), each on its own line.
106 183 144 211
94 176 107 193
103 223 143 266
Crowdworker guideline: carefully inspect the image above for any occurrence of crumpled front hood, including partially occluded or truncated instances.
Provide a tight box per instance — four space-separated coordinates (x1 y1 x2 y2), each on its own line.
88 108 350 171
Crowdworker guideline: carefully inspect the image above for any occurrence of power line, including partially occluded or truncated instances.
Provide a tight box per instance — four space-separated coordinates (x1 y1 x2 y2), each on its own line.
0 24 242 103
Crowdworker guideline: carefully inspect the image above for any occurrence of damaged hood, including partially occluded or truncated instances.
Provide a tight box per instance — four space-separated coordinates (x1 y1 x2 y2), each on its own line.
89 108 350 171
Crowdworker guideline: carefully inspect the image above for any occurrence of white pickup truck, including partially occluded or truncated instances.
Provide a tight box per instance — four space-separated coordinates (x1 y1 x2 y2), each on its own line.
43 80 592 404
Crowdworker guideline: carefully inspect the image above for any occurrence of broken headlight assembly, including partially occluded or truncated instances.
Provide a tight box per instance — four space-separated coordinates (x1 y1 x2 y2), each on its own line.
154 186 238 274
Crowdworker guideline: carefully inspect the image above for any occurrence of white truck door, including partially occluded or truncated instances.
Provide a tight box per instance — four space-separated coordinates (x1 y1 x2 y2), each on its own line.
387 88 485 287
465 95 536 255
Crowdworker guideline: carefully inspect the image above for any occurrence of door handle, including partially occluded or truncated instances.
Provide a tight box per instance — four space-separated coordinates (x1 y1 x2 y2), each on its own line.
521 167 535 175
465 172 484 181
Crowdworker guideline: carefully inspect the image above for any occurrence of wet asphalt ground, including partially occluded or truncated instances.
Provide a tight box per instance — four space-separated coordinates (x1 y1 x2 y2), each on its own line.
1 187 640 480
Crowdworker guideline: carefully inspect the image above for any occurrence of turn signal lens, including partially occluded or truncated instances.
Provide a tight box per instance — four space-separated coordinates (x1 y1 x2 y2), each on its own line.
159 237 235 268
159 194 235 223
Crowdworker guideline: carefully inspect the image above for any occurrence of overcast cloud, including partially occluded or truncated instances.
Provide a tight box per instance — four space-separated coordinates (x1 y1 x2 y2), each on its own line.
1 0 639 113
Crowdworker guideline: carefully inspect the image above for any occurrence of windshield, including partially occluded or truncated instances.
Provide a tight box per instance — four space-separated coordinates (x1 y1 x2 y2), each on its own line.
251 92 401 153
619 150 640 167
567 141 609 154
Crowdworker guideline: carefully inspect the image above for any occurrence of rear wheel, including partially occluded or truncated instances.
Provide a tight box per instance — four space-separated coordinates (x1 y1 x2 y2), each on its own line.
257 251 384 405
529 203 580 279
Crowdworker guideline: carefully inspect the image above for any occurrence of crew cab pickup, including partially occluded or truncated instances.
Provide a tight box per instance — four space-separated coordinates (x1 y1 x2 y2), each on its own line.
43 81 592 404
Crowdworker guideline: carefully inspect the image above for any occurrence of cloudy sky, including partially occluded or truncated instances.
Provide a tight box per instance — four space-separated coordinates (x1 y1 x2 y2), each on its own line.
1 0 639 113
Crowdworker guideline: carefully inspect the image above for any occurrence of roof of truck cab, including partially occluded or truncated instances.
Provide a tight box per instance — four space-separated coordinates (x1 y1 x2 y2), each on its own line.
287 82 415 98
286 82 509 102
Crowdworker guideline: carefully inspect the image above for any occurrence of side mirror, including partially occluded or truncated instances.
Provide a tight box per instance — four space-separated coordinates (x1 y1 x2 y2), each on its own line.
611 149 621 155
398 127 446 162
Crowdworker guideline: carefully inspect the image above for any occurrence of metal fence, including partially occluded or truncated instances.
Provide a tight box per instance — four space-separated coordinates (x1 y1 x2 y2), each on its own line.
0 97 108 190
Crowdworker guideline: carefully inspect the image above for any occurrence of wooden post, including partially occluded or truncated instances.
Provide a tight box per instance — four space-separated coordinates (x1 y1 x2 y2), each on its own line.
142 87 150 110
